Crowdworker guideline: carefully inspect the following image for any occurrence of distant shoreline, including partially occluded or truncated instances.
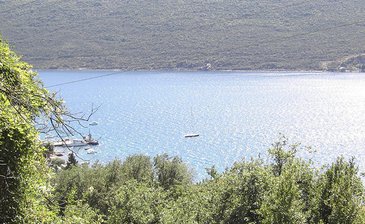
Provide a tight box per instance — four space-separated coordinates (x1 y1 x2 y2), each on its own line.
35 68 365 75
34 68 326 73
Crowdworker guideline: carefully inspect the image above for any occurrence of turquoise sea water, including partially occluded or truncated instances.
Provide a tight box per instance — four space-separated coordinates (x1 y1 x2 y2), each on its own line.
39 71 365 180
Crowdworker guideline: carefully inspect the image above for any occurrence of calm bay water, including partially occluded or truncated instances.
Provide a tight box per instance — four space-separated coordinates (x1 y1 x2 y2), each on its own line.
39 71 365 180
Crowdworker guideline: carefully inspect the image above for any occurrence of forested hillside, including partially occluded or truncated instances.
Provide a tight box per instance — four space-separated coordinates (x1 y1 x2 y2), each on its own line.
0 0 364 70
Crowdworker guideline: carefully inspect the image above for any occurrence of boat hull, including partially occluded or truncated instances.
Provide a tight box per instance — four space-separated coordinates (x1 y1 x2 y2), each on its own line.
184 134 200 138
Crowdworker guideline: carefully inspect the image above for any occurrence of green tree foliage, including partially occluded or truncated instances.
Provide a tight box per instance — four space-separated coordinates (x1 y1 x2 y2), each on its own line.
318 157 364 224
154 153 193 189
53 154 193 220
260 163 307 224
268 136 298 176
60 187 104 224
0 36 58 222
54 163 116 217
108 180 165 224
120 155 153 183
51 141 365 223
211 160 270 224
160 184 215 223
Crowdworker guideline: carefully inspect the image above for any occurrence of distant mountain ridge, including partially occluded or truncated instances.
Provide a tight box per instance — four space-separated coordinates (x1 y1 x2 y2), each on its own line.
0 0 364 71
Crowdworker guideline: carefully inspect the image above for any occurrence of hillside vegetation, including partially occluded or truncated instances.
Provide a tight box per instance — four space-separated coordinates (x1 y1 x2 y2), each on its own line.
50 141 365 223
0 0 365 71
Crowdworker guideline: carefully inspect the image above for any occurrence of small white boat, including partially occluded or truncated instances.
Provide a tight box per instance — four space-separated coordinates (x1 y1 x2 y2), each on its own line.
53 139 88 147
185 107 199 138
69 139 89 147
184 133 200 138
86 148 97 154
52 141 64 147
51 134 99 147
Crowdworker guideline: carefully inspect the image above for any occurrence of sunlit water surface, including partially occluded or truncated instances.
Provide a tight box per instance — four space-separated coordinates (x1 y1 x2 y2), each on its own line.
39 71 365 180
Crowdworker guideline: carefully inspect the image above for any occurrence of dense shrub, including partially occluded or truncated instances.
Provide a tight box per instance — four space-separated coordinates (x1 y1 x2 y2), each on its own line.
51 140 365 223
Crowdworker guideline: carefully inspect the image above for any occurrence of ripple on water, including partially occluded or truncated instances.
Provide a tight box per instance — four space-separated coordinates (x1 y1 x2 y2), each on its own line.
40 71 365 180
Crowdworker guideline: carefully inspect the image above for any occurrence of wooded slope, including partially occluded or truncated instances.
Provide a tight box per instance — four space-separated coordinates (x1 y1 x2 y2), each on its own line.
1 0 364 70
